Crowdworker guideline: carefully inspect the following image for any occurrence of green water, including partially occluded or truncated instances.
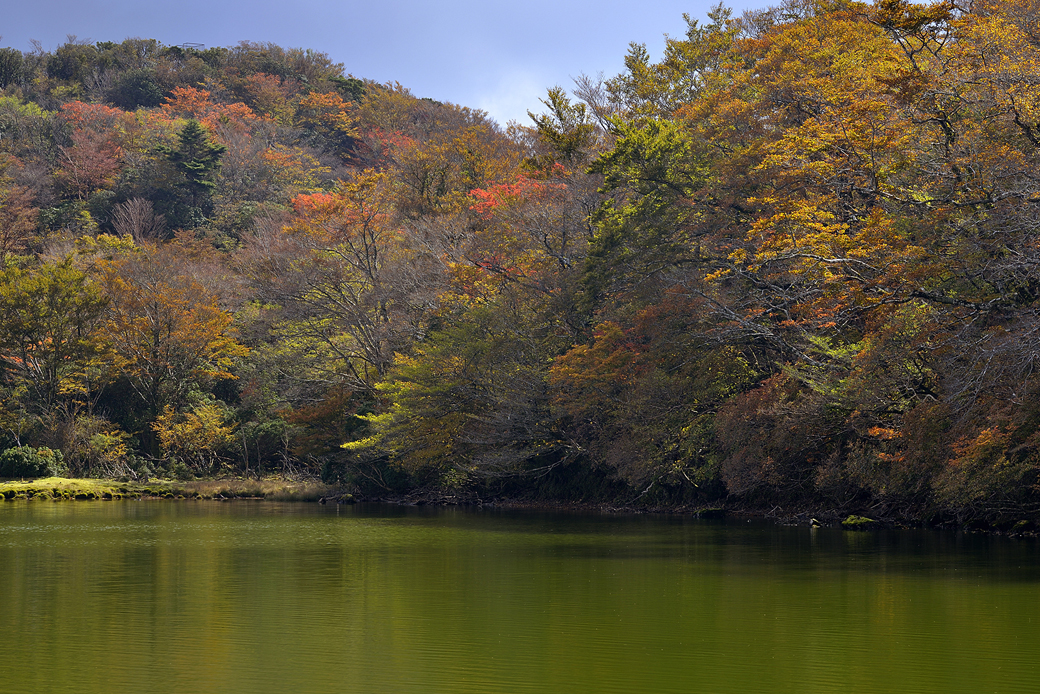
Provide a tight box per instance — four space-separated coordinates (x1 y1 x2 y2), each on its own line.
0 501 1037 694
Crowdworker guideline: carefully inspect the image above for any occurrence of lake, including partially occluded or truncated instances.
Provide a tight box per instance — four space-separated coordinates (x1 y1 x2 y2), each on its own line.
0 500 1037 693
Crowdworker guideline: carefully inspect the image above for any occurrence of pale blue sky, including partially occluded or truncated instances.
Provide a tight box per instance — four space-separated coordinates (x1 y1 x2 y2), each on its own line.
2 0 759 125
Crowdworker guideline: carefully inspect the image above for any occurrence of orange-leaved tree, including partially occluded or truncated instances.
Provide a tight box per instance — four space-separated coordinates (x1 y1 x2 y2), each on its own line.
95 241 247 449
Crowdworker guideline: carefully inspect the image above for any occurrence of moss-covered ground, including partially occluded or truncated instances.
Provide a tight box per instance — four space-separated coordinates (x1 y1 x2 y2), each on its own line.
0 477 337 502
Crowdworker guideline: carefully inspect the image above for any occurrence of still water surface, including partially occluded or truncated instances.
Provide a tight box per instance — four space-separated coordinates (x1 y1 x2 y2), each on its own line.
0 501 1037 693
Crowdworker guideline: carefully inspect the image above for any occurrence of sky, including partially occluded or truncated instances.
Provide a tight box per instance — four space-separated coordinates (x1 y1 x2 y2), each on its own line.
2 0 761 126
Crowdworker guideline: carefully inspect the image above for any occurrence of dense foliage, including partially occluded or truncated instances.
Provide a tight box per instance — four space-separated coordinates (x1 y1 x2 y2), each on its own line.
1 2 1039 523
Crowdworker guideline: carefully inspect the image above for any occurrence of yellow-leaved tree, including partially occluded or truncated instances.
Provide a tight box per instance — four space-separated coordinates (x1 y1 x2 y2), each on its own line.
96 240 247 455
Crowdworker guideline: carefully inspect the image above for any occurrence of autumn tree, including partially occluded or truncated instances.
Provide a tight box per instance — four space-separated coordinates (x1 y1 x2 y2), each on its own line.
54 129 123 200
242 169 435 392
0 259 109 421
96 241 247 448
394 125 520 217
0 156 39 258
153 399 237 473
295 90 358 155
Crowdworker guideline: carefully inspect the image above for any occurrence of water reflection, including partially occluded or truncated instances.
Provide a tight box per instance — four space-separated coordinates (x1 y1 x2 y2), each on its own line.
0 501 1037 694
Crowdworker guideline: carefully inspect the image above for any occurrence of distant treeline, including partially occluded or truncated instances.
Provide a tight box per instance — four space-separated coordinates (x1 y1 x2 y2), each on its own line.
1 0 1039 525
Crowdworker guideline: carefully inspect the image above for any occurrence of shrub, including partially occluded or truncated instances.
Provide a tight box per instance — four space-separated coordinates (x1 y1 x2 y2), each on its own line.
0 446 67 478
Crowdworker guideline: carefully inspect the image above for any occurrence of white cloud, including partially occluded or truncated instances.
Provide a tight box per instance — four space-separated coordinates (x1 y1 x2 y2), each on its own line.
473 69 563 128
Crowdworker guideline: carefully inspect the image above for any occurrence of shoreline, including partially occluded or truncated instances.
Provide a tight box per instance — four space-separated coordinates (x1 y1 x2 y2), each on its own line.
4 477 1038 537
336 490 1040 537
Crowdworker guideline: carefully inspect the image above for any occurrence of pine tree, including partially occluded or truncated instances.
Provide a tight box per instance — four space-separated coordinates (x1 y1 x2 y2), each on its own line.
167 119 226 214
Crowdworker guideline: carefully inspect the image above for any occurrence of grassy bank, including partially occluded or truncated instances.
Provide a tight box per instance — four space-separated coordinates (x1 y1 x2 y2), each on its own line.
0 477 341 502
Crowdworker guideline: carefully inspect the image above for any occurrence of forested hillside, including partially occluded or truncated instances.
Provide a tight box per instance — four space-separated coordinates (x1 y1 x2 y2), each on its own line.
1 0 1039 523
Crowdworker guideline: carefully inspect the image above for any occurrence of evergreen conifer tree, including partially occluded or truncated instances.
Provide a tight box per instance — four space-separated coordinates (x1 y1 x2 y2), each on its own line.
167 119 226 217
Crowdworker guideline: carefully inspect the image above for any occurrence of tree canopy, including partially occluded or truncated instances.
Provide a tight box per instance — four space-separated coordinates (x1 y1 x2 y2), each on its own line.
1 7 1039 525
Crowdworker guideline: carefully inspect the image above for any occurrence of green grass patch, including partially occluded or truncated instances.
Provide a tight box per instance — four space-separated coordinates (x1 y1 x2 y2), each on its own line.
0 477 133 501
0 476 339 502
